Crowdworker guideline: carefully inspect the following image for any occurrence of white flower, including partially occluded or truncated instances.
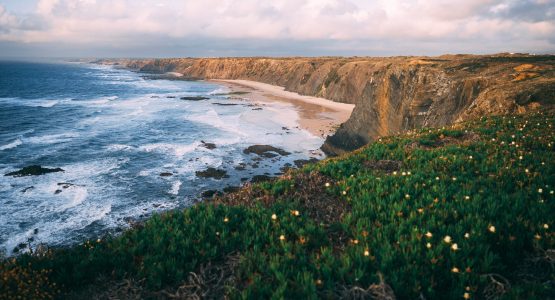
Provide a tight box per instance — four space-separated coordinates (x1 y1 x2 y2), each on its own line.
435 177 440 180
402 172 407 176
405 194 410 199
451 267 460 273
342 191 347 195
364 249 370 256
224 217 229 223
426 242 432 249
279 235 285 241
393 171 397 175
464 233 470 239
519 155 523 160
488 225 496 233
543 224 549 229
464 196 470 200
444 236 452 243
538 188 543 193
271 214 277 220
451 243 459 251
425 232 433 238
325 182 331 187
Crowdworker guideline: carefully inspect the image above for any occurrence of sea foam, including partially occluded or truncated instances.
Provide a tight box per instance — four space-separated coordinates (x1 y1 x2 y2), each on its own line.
0 139 22 151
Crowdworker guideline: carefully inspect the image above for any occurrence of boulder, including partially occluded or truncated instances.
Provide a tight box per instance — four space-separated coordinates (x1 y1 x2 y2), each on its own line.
195 168 229 179
243 145 291 158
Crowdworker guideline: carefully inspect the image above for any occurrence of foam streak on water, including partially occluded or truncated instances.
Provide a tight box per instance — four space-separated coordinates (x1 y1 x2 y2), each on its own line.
0 61 324 255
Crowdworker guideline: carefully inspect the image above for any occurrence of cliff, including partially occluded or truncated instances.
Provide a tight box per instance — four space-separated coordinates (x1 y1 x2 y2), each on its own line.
98 55 555 155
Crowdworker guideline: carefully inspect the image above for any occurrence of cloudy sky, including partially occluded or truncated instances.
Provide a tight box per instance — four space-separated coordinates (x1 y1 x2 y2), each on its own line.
0 0 553 58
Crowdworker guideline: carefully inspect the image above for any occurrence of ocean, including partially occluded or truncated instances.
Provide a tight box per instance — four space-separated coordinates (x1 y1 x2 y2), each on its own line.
0 61 323 255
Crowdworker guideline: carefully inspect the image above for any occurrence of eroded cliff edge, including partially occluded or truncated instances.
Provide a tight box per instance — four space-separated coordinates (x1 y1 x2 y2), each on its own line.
97 55 555 155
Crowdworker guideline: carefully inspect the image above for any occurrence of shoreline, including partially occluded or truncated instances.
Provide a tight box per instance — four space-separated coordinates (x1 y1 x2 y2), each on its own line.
211 79 354 138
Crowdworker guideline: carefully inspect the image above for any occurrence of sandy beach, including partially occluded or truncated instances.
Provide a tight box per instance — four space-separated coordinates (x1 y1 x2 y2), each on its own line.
212 79 355 138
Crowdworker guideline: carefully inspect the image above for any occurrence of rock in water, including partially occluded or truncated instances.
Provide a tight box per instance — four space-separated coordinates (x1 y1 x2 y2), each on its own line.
195 168 229 179
243 145 291 158
201 141 217 150
5 165 64 177
180 96 209 101
159 172 174 177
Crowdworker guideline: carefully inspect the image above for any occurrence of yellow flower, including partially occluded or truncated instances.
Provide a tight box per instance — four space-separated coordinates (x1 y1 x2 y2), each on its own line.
291 210 300 216
543 224 549 229
342 190 347 195
534 234 541 240
364 249 370 256
426 242 432 249
464 233 470 239
464 196 470 200
452 177 457 181
451 267 460 273
405 194 410 199
488 225 496 233
316 279 323 285
417 208 424 213
402 172 407 176
223 217 229 223
279 235 285 241
538 188 543 193
443 235 452 243
271 214 277 220
463 292 471 299
435 176 440 180
352 239 359 244
451 243 459 251
393 171 397 175
425 232 433 238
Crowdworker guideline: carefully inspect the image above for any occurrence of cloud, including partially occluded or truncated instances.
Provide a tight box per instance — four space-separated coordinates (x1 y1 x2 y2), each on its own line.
0 0 553 56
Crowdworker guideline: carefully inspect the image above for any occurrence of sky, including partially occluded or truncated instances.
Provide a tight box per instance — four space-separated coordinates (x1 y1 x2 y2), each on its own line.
0 0 554 58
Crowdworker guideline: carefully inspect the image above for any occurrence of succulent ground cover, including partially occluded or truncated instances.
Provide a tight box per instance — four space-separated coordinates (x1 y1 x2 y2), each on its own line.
1 112 554 299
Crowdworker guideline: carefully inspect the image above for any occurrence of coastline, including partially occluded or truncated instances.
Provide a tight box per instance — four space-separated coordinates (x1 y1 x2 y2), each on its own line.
211 79 355 138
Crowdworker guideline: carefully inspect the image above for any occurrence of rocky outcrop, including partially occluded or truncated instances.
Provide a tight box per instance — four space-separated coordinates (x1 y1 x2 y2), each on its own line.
5 165 64 177
97 54 555 155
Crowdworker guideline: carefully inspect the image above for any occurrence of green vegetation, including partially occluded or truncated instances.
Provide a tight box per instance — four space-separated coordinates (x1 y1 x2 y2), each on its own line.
324 69 341 88
1 112 554 299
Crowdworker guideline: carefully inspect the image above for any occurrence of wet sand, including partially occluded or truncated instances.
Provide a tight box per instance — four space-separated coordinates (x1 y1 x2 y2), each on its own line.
212 79 355 138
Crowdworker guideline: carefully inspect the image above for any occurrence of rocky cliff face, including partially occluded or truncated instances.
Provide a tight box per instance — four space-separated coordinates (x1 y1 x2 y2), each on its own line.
98 55 555 155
